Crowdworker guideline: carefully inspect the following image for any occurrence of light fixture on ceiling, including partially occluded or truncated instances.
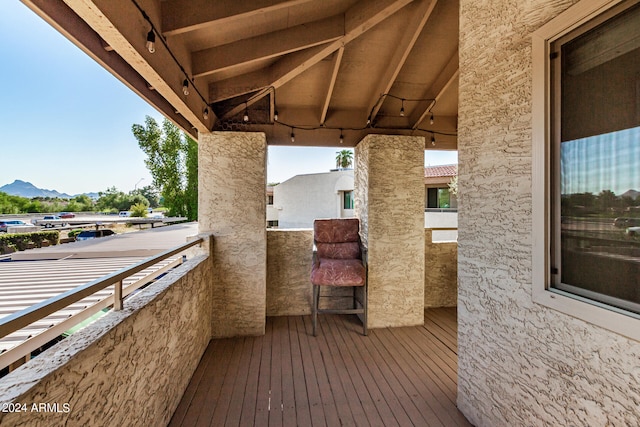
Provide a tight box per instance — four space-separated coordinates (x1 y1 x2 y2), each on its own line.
203 107 209 120
430 113 434 125
339 130 344 144
146 29 156 53
274 110 279 121
431 134 436 146
290 128 295 143
182 79 190 96
400 99 405 117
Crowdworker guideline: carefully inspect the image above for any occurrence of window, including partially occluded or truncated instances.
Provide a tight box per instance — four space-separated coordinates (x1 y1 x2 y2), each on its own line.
427 187 452 209
343 191 354 210
533 0 640 339
267 195 274 205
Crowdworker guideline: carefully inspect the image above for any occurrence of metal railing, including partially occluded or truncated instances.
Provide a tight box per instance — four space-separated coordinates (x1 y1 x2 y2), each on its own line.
0 238 203 371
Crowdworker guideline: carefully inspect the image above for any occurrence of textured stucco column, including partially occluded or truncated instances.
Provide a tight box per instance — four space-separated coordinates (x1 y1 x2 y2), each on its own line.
199 131 267 337
354 134 425 328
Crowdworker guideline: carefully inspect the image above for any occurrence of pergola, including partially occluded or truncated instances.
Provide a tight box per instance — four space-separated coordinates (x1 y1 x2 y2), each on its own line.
24 0 458 148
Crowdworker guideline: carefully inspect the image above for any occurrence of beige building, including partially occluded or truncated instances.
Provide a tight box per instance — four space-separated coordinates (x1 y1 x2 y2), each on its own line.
2 1 639 426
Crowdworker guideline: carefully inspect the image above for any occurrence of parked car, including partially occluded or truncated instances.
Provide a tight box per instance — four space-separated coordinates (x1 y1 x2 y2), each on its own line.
58 212 76 218
0 220 30 232
626 226 640 236
614 217 640 228
75 229 116 241
37 215 62 228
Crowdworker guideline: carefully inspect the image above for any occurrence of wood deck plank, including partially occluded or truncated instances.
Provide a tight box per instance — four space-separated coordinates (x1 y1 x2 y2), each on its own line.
239 334 264 426
255 318 274 427
171 310 470 427
288 317 313 427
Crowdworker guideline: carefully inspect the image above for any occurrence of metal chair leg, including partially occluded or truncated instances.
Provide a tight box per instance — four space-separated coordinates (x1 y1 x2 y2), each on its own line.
362 283 368 336
312 285 320 336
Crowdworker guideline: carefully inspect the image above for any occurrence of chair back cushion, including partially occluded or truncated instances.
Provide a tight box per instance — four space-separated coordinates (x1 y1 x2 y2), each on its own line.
314 218 360 260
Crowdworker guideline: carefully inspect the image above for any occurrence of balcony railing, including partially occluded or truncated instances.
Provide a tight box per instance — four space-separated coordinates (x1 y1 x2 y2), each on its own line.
0 238 203 372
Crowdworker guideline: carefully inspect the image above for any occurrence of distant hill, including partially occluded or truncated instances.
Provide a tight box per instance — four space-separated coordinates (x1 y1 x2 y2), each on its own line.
621 189 640 200
0 179 76 199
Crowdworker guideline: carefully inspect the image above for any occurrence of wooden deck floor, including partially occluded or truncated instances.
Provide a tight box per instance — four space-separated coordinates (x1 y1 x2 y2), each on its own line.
169 308 471 427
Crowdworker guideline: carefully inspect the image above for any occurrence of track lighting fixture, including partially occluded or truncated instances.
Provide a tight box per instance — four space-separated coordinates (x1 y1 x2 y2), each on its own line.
203 107 209 120
400 99 405 117
146 29 156 53
182 79 189 96
430 113 434 125
339 130 344 144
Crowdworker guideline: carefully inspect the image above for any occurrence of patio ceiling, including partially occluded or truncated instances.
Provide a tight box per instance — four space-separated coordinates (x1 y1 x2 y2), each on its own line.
23 0 458 149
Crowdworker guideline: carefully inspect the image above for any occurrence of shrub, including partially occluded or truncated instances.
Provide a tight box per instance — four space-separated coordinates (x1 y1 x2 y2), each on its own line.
68 229 84 239
0 231 59 254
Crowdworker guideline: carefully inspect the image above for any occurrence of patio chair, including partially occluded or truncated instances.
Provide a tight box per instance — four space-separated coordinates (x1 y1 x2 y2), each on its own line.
311 218 367 336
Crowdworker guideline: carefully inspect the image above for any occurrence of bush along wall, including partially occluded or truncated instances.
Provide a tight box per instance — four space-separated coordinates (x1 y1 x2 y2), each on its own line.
0 231 59 254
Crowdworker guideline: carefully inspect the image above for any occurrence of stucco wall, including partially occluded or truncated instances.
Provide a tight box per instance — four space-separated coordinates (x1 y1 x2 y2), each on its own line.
355 135 425 328
0 252 213 427
457 1 640 426
424 229 457 307
199 131 267 337
266 229 313 315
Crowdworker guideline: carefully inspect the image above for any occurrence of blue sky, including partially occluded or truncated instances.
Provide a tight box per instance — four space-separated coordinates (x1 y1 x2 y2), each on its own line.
561 126 640 196
0 2 457 195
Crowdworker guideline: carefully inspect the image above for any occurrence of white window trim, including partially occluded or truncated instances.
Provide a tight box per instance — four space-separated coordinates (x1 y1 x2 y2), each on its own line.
531 0 640 342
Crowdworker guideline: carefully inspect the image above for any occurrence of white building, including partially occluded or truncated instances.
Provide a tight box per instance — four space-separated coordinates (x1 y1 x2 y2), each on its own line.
273 169 354 229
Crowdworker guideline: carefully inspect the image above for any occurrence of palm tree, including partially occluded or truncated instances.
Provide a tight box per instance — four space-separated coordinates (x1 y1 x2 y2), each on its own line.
335 149 353 169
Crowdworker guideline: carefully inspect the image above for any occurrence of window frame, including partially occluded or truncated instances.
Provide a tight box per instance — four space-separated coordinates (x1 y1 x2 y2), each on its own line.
531 0 640 341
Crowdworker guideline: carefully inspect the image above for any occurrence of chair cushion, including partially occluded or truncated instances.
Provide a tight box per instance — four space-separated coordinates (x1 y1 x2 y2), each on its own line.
314 218 360 243
311 258 366 287
316 241 360 259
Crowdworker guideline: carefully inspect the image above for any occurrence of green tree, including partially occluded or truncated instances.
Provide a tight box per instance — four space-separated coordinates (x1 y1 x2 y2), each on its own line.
135 185 161 208
597 189 619 212
130 202 148 217
132 116 198 220
335 149 353 169
96 187 148 212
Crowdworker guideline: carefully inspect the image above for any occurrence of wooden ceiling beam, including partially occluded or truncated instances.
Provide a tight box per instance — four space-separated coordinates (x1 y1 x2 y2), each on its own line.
208 70 272 103
161 0 315 37
23 0 202 138
192 15 345 78
219 0 414 120
319 47 345 124
57 0 210 134
367 0 437 121
410 50 458 129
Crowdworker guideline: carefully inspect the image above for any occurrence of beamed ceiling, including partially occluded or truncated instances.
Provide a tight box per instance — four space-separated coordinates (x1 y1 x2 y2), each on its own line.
24 0 459 149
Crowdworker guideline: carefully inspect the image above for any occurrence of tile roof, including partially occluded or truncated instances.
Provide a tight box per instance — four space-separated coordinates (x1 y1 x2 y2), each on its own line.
424 164 457 178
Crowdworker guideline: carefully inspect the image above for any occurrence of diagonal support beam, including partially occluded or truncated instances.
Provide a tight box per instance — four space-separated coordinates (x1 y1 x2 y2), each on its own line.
367 0 437 121
410 50 458 129
59 0 210 134
192 15 345 78
320 47 345 124
161 0 315 36
219 0 414 119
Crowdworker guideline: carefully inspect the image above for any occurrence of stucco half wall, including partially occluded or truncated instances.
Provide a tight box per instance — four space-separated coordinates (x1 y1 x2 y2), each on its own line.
266 228 457 316
457 0 640 425
0 249 214 427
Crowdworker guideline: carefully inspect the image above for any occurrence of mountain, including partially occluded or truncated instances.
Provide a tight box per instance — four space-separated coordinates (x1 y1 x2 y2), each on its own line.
621 189 640 200
0 180 73 199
